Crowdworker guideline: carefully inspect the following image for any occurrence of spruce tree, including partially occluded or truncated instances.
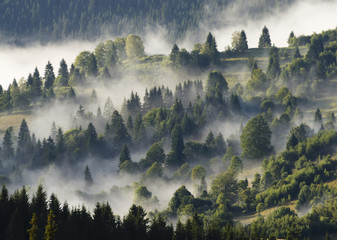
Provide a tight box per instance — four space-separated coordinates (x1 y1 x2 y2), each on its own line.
119 144 131 167
44 61 55 89
31 185 48 240
84 165 94 186
58 59 69 86
16 119 32 161
27 213 38 240
258 26 271 48
266 46 280 79
86 122 98 152
293 46 302 59
2 126 14 160
44 210 57 240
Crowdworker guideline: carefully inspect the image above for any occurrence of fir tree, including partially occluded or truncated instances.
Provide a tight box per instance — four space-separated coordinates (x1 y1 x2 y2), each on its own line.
2 126 14 160
44 210 57 240
258 26 271 48
44 61 55 89
119 144 131 168
27 213 38 240
84 165 94 186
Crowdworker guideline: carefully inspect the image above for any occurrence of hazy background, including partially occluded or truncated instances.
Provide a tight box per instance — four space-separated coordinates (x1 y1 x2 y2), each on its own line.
1 0 337 89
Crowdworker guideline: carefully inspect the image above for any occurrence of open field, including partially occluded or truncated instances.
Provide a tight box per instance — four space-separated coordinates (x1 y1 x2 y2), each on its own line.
0 111 30 134
234 201 297 225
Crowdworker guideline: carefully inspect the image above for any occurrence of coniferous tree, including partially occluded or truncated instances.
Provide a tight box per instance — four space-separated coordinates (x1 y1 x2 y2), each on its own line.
44 61 55 89
86 122 98 153
93 202 117 240
27 213 39 240
204 32 219 64
84 165 94 186
258 26 271 48
119 144 131 168
205 71 228 106
122 205 148 240
50 122 57 141
288 31 295 46
57 59 69 86
31 185 48 240
293 46 302 59
68 87 76 99
56 128 66 157
44 210 57 240
133 114 146 144
49 194 61 223
106 110 131 148
0 186 10 239
87 53 98 76
148 215 173 240
170 44 180 64
32 67 43 99
16 119 33 162
267 46 281 79
232 30 248 51
229 156 243 173
103 97 114 120
2 126 14 160
166 125 185 167
4 209 26 240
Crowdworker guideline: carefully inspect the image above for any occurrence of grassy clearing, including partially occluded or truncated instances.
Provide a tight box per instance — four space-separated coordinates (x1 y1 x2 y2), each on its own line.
0 112 30 134
235 201 297 225
325 178 337 188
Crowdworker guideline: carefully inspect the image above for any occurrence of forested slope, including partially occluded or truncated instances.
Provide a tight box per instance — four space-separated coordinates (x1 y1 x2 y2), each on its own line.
0 0 295 44
1 22 337 239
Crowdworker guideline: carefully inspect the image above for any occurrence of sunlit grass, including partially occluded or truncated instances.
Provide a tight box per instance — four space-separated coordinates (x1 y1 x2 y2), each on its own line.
0 112 30 134
235 201 297 225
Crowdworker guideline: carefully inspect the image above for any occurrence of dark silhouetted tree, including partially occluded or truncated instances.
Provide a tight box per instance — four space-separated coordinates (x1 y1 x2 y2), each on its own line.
84 165 94 186
258 26 271 48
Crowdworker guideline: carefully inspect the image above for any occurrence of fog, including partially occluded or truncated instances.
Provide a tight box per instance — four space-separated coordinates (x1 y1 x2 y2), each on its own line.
1 0 337 89
180 0 337 50
7 154 196 217
1 0 337 219
0 41 98 89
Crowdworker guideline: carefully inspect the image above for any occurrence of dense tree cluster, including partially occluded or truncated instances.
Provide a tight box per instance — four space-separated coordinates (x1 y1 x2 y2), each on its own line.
0 0 296 44
2 23 337 240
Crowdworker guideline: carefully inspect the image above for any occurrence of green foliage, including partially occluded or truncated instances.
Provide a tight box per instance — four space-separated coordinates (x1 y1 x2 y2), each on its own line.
266 47 281 79
210 171 238 203
240 115 272 159
228 156 243 173
205 71 228 105
27 213 38 240
231 30 248 51
145 162 163 180
139 142 166 170
134 186 152 204
166 125 185 168
44 210 57 240
258 26 271 48
247 69 269 92
2 126 14 160
125 34 145 59
168 185 194 214
191 165 207 196
119 144 131 168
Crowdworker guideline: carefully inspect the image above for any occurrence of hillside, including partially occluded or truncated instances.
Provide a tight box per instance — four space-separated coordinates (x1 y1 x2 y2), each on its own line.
0 0 296 44
1 25 337 240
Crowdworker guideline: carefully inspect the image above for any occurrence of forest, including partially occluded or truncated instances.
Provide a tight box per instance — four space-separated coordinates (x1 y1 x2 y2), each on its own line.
1 3 337 239
0 0 296 44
